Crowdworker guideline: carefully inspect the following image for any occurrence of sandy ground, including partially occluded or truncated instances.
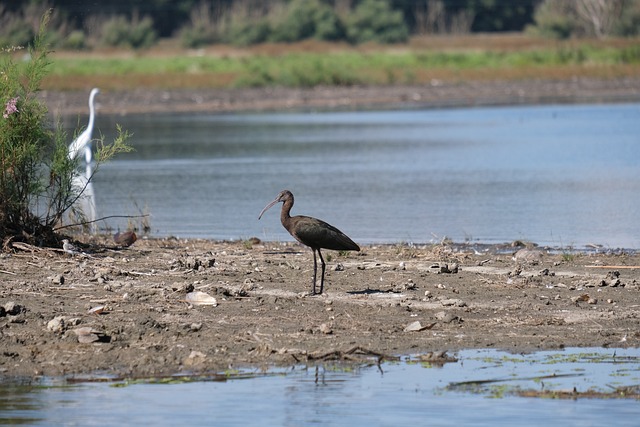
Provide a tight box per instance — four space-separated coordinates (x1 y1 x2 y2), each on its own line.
1 237 638 379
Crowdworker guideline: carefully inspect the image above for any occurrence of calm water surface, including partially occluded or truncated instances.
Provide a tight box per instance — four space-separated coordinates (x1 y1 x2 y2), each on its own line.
73 102 639 247
2 348 639 426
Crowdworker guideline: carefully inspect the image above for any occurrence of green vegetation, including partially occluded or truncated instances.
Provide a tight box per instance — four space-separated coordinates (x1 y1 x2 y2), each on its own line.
2 1 640 51
0 12 131 246
41 39 640 90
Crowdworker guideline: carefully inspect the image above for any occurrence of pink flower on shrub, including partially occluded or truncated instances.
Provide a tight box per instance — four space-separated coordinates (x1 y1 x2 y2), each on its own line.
3 96 19 119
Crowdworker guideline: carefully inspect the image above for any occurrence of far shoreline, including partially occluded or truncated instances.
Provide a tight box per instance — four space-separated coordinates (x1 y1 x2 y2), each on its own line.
40 77 640 117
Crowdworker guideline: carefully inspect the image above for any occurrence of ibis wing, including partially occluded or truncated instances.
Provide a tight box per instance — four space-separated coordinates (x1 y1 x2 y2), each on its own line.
294 216 359 251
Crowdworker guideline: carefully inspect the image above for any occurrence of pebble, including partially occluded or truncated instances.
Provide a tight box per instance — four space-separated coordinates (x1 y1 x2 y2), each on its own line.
183 351 207 366
434 311 461 323
46 274 64 285
4 302 24 315
47 316 66 333
73 327 100 344
403 320 435 332
318 323 332 334
429 263 459 274
439 298 467 307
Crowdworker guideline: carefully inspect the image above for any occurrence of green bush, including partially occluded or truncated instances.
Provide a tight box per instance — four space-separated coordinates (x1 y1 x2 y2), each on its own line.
180 23 218 48
1 12 132 246
614 1 640 36
179 1 221 48
101 15 158 49
0 19 36 48
528 1 575 39
225 19 271 46
63 30 87 50
269 0 344 42
345 0 409 44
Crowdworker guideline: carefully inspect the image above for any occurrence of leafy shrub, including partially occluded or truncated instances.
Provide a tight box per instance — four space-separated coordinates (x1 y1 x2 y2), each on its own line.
345 0 409 44
225 19 271 46
1 12 131 246
101 15 158 49
614 0 640 36
63 30 87 50
179 1 221 48
269 0 344 42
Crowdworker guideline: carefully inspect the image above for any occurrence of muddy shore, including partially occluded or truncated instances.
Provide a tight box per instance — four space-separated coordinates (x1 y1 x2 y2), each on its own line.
2 80 639 379
41 77 640 116
1 238 638 379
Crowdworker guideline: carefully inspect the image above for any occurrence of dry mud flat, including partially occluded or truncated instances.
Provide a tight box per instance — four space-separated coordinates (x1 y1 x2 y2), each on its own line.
1 238 639 379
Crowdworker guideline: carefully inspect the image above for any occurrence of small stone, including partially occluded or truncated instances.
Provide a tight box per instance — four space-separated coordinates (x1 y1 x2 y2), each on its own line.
440 298 467 307
75 330 100 344
587 297 598 305
318 323 332 334
47 316 66 333
334 263 344 271
403 320 435 332
4 302 24 316
51 274 65 285
73 327 105 344
183 350 207 366
435 311 461 323
190 322 203 332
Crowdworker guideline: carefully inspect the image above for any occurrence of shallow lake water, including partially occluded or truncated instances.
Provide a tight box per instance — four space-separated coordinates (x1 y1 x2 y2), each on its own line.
66 102 639 249
2 347 639 426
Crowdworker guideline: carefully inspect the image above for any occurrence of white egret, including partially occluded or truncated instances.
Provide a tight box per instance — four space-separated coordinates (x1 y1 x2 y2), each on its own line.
68 88 100 161
68 88 100 233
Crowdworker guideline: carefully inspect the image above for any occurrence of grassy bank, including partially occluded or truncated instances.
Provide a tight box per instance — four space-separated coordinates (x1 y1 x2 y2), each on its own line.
42 35 640 91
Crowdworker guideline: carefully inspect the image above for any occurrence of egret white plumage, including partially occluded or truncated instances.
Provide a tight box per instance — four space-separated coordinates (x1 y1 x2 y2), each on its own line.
68 88 100 233
68 88 99 160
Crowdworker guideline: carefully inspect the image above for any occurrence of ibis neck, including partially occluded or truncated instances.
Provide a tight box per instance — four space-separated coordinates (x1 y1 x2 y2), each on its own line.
280 199 293 226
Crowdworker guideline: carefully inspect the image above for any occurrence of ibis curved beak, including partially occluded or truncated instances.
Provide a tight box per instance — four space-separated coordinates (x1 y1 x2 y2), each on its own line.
258 198 280 220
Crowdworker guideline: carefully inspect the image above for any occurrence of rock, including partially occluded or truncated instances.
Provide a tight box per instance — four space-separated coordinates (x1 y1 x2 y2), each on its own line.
513 248 544 263
4 302 24 315
51 274 65 284
440 298 467 307
334 263 344 271
185 291 218 306
47 316 66 333
318 323 332 334
190 323 203 332
73 327 100 343
429 263 458 274
183 350 207 366
73 327 109 344
403 320 436 332
0 306 5 317
435 311 461 323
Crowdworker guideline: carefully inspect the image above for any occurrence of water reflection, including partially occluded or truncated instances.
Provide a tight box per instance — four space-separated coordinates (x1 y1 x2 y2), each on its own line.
2 348 639 426
63 103 640 248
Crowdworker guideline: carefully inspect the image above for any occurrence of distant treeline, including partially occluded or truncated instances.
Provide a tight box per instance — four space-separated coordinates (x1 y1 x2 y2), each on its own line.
1 0 639 49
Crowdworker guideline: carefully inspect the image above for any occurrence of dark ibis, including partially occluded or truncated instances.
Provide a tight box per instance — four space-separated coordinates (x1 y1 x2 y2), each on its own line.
258 190 360 295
